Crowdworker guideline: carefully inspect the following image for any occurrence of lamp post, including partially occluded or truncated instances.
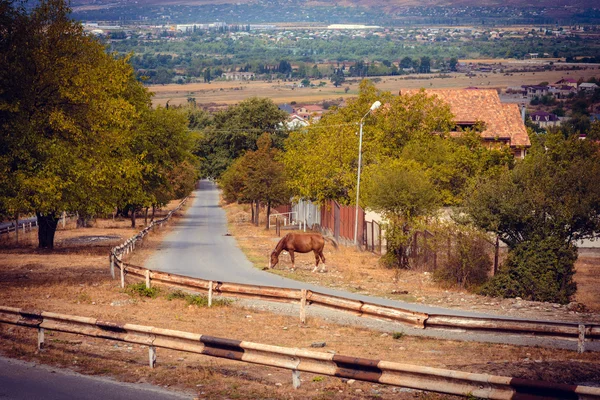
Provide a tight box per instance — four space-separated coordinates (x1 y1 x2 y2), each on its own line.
354 100 381 247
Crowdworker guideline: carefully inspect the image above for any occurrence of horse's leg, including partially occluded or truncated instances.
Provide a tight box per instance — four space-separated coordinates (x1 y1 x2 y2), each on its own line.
289 250 295 271
319 251 326 272
312 250 319 273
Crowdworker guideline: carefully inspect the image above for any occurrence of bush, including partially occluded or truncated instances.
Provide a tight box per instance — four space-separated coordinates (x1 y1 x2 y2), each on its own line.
167 289 231 307
479 238 577 304
433 230 492 289
126 282 160 298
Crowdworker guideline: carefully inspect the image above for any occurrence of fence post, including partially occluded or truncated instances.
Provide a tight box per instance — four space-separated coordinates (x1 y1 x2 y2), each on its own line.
145 269 151 289
300 289 307 324
37 328 45 350
292 370 301 389
378 222 382 254
149 345 157 368
208 281 213 307
110 254 115 279
120 258 125 288
578 324 586 353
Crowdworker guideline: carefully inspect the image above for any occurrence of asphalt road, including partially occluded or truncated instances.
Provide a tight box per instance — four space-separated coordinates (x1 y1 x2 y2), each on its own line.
146 180 498 318
0 356 194 400
145 180 600 352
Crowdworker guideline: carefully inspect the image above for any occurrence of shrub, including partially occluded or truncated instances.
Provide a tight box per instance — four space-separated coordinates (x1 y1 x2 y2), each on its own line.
479 238 577 304
392 332 404 340
167 289 231 307
433 230 492 289
126 282 160 298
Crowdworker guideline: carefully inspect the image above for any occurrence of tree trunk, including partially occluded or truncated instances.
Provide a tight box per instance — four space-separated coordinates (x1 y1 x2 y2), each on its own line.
266 200 271 230
144 207 149 225
151 205 156 221
251 201 255 224
254 201 260 227
14 212 19 244
131 207 137 228
37 212 60 249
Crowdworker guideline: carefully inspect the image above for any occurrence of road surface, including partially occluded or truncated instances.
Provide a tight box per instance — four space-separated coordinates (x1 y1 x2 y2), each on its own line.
146 180 500 317
143 180 597 351
0 356 194 400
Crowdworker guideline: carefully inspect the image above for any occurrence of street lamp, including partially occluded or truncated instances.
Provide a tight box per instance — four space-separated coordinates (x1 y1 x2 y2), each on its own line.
354 100 381 246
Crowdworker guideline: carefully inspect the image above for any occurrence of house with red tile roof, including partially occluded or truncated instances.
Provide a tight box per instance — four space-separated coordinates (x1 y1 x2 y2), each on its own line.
401 89 531 158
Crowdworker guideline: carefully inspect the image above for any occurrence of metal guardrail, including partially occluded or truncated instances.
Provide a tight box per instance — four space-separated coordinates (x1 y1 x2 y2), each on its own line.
113 260 599 353
1 305 599 399
109 195 598 353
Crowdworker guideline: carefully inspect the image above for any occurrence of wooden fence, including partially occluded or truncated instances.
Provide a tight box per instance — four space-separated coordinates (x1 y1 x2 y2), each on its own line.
2 305 600 399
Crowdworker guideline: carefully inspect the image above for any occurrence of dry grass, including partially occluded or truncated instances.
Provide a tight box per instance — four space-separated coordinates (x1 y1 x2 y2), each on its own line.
149 67 600 107
224 202 600 320
1 196 599 399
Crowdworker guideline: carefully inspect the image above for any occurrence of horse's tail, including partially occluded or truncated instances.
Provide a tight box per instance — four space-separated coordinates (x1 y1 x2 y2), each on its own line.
323 235 338 250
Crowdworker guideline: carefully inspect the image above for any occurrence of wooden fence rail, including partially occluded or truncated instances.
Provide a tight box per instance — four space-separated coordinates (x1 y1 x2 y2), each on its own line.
1 305 599 399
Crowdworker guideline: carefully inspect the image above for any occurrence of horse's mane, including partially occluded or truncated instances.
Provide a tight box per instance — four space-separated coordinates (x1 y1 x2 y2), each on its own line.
273 233 289 254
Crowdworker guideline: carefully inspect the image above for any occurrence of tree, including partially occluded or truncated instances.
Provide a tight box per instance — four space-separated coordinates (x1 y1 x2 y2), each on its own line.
418 56 431 73
467 132 600 302
362 160 441 268
282 80 455 205
330 68 345 87
0 0 151 248
127 106 199 227
196 97 288 178
220 133 290 228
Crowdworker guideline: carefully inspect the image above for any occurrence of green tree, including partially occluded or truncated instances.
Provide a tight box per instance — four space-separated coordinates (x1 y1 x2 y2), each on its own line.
196 97 288 178
467 132 600 302
0 0 151 248
282 80 455 205
127 106 199 227
220 133 290 228
362 160 441 268
330 68 345 87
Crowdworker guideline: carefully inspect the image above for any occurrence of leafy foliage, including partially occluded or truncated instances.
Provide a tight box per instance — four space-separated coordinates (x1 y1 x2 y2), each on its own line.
196 97 288 178
468 131 600 302
220 133 290 227
431 224 492 289
479 238 577 304
0 0 199 246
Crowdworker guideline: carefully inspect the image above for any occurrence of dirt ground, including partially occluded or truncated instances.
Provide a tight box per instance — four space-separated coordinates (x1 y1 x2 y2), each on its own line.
225 202 600 318
149 66 600 107
1 194 599 399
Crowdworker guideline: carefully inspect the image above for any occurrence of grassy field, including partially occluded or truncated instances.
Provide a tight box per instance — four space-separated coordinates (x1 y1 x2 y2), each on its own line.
149 66 600 107
1 195 599 399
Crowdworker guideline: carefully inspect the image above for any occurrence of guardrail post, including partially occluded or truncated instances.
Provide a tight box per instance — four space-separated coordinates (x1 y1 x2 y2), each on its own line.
292 370 301 389
208 281 213 307
145 269 151 289
120 259 125 288
300 289 307 324
149 345 156 368
110 254 115 279
578 324 586 353
37 328 44 350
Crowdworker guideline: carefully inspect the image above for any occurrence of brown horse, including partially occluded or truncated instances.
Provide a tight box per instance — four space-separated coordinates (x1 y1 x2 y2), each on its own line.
269 233 337 272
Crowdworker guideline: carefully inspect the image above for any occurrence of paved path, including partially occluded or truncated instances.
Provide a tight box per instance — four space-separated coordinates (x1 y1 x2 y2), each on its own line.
147 180 500 318
0 356 194 400
146 180 597 351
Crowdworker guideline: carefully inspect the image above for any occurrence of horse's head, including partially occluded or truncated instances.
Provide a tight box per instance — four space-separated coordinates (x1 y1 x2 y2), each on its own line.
269 251 279 269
